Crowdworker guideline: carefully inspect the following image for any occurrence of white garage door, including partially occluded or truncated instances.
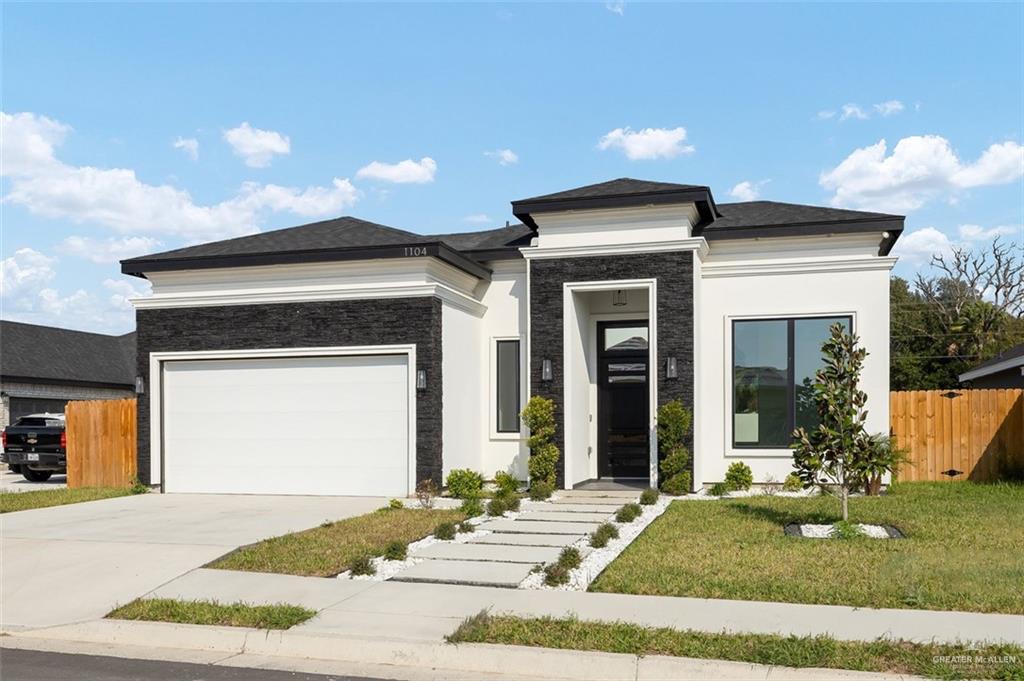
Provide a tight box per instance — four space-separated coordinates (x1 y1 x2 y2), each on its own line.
162 354 409 496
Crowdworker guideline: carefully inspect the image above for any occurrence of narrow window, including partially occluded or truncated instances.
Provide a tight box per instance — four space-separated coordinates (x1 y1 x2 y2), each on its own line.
496 340 520 433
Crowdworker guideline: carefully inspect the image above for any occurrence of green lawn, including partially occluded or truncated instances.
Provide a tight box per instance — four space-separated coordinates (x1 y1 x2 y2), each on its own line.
591 482 1024 614
107 599 314 629
449 613 1024 680
209 507 464 577
0 486 138 513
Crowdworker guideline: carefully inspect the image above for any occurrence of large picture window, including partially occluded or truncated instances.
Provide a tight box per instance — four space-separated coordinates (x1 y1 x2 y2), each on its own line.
732 316 851 448
495 339 520 433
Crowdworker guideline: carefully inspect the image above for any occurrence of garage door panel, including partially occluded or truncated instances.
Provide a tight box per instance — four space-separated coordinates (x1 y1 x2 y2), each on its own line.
163 354 409 496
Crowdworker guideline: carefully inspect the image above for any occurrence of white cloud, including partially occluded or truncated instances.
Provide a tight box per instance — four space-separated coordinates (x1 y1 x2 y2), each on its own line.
356 157 437 184
605 1 625 15
1 247 56 299
957 224 1020 242
173 136 199 160
597 126 694 160
104 277 152 312
874 100 905 117
891 227 954 265
223 122 290 168
1 112 359 242
485 149 519 166
820 135 1024 212
816 110 837 121
58 236 164 264
463 213 491 224
839 104 869 121
729 180 770 202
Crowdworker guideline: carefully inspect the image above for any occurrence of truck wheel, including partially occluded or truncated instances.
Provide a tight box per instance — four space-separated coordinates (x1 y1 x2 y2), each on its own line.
8 464 22 474
22 468 52 482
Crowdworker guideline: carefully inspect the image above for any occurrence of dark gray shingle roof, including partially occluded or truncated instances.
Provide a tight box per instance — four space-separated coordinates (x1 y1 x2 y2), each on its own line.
514 178 707 203
710 201 901 230
0 321 136 387
960 343 1024 379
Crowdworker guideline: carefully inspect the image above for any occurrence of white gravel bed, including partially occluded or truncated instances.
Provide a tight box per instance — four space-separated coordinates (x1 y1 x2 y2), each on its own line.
799 523 892 539
519 497 671 591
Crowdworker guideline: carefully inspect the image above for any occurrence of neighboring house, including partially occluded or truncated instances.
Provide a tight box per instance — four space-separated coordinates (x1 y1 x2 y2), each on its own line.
121 178 903 496
0 321 136 428
958 344 1024 388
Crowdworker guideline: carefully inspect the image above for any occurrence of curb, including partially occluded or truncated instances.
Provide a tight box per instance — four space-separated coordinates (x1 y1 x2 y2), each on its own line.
6 619 918 681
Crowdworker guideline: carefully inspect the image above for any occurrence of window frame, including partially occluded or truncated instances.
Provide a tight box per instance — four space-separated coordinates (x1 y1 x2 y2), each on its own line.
730 314 853 450
494 338 522 434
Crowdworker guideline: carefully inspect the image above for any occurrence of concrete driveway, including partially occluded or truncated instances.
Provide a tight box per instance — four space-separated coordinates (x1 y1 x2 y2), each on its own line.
0 469 67 493
1 493 385 630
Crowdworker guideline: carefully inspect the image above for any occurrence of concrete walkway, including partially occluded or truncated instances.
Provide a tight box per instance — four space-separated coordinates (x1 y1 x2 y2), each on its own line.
393 490 638 588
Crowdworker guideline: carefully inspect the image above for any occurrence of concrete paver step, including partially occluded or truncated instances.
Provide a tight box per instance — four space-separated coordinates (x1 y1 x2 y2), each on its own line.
518 511 612 523
471 533 581 547
549 497 627 506
414 542 561 564
391 559 533 588
533 503 621 513
480 519 599 535
559 490 640 499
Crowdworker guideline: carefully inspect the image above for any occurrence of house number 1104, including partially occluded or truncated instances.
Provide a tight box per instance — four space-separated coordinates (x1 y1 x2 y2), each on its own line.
404 247 427 256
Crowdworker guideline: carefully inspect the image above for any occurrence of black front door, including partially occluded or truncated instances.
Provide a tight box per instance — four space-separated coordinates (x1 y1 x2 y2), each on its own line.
597 321 650 479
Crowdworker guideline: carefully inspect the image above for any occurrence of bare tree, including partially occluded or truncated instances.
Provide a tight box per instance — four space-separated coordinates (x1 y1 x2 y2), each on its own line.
914 238 1024 358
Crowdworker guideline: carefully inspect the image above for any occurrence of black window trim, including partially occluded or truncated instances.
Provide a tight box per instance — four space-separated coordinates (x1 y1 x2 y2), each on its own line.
731 314 853 450
495 339 521 433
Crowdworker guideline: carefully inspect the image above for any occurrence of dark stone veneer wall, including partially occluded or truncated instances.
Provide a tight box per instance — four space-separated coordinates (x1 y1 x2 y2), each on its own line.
529 251 695 486
135 298 443 486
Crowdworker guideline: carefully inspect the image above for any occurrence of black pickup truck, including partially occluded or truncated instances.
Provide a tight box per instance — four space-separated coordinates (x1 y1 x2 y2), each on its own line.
2 413 66 482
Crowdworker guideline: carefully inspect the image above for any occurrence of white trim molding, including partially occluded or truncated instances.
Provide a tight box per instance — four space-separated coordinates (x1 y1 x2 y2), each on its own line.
702 256 898 279
522 238 708 261
147 344 418 494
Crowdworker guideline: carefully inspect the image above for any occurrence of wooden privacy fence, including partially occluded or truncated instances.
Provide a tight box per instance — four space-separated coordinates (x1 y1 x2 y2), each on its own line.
890 389 1023 483
66 398 137 488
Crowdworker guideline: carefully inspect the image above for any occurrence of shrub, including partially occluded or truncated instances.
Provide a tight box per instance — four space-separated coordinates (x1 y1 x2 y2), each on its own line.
522 396 560 487
661 471 691 496
459 497 484 517
543 562 569 586
446 469 484 499
639 488 659 505
486 497 507 517
457 521 475 534
857 434 909 495
832 520 865 540
129 477 149 495
724 462 754 491
494 470 520 495
783 473 804 492
657 400 693 495
495 490 520 512
615 503 642 523
529 481 554 501
349 555 376 576
435 522 457 540
383 541 407 561
416 479 438 509
709 482 730 497
387 498 404 510
558 547 582 570
589 522 619 547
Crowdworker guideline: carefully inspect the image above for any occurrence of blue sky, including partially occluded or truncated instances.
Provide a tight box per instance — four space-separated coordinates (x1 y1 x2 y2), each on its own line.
2 2 1022 333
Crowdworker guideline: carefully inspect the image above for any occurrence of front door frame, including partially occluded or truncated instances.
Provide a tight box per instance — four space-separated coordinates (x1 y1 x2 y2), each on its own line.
596 319 651 479
562 279 658 489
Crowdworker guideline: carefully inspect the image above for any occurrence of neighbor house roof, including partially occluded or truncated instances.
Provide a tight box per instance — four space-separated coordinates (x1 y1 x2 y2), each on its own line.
958 343 1024 383
0 320 136 389
121 178 904 276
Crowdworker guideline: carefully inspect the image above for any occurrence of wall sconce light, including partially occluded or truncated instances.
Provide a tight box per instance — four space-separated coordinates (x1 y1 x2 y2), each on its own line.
612 289 627 307
134 376 146 395
416 369 427 391
541 358 553 382
665 357 678 379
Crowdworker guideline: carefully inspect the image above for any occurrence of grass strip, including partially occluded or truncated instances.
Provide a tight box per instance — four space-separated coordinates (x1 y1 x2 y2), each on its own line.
591 482 1024 614
0 486 136 513
448 612 1024 680
107 598 314 630
209 507 464 577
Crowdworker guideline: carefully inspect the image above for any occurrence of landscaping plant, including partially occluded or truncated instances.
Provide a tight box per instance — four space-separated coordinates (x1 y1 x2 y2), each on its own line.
416 479 438 509
457 521 475 534
494 470 520 496
831 520 865 540
589 522 619 548
708 482 730 497
543 562 570 586
486 497 507 516
791 323 895 521
387 498 404 510
434 522 457 540
529 480 555 501
724 462 753 491
857 434 909 495
495 489 520 512
782 473 803 492
639 488 659 505
383 540 407 561
657 400 692 495
521 396 560 487
558 546 582 570
459 497 484 517
446 469 484 499
348 555 376 576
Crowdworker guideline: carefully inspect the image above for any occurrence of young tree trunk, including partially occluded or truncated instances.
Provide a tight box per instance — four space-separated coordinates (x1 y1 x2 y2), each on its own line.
841 485 849 522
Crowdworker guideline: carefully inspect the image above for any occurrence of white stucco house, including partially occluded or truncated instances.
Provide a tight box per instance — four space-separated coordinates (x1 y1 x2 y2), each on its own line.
122 178 903 496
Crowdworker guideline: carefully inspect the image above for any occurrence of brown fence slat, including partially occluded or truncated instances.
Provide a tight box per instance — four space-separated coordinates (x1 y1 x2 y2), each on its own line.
890 389 1023 483
65 399 137 488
